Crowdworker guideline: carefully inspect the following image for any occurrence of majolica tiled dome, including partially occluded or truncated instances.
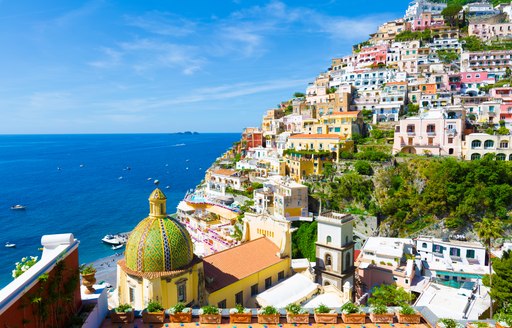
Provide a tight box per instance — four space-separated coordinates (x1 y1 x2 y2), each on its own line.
125 189 194 273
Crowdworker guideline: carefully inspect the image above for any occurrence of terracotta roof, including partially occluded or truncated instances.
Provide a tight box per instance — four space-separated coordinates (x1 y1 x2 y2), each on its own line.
288 134 342 140
386 81 408 85
211 169 237 176
203 237 286 293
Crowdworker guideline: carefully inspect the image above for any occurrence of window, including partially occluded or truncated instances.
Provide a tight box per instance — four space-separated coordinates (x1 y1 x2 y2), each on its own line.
466 249 475 259
471 140 482 148
427 124 435 133
345 252 352 271
497 153 506 160
422 242 428 249
235 291 243 306
449 148 454 155
278 271 285 281
484 140 494 149
325 254 332 266
177 282 187 302
251 284 259 296
500 141 508 148
129 287 135 304
428 137 434 146
218 300 227 308
433 244 443 253
407 124 415 133
265 277 272 289
471 153 481 160
450 248 461 257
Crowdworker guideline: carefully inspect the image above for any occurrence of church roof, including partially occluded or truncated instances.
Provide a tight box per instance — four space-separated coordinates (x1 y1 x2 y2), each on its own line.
149 188 167 200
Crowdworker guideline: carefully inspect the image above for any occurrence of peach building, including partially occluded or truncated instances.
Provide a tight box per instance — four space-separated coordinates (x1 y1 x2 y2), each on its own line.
392 107 466 157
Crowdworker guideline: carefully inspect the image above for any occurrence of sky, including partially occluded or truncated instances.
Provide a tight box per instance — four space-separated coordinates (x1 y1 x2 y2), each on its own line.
0 0 408 134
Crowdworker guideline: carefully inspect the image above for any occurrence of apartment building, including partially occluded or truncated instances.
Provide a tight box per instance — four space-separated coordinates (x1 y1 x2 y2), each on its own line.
373 82 408 123
392 107 466 157
463 133 512 160
492 87 512 124
461 50 512 75
206 169 248 195
469 22 512 41
404 0 447 22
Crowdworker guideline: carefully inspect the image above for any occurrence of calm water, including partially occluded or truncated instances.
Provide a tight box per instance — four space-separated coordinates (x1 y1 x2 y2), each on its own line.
0 133 239 288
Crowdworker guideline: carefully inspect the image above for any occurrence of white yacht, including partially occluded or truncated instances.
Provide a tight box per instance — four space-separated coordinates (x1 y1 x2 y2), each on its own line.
10 205 26 210
5 242 16 248
102 235 122 245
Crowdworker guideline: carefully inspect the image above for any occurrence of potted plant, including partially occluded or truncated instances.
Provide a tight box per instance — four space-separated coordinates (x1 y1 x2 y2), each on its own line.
229 304 252 323
466 322 491 328
285 303 309 324
142 300 165 323
257 305 280 324
314 304 338 324
79 264 96 294
199 305 222 324
169 302 192 323
111 304 134 323
341 302 366 323
495 312 512 328
369 303 394 323
437 318 462 328
396 304 421 324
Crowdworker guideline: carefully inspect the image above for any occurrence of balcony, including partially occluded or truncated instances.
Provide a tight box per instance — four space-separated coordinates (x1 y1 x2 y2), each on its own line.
446 129 457 137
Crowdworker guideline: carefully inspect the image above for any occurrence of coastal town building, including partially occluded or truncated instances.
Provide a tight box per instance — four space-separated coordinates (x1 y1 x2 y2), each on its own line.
205 169 248 196
463 133 512 160
460 50 512 76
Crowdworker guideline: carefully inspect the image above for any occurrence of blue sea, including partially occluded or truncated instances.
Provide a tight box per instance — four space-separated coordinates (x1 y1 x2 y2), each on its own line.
0 133 239 288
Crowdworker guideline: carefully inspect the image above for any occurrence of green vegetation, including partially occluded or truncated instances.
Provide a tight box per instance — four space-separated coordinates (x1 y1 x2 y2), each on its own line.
354 160 373 176
371 304 389 315
315 304 332 314
293 92 305 98
361 109 373 121
285 303 306 314
283 148 333 157
340 302 361 314
376 157 512 235
462 36 512 51
436 50 460 64
146 301 164 312
438 318 459 328
291 221 317 261
284 105 293 115
395 29 432 42
441 3 463 27
354 149 392 162
399 304 416 315
431 0 511 6
115 304 133 313
259 305 278 315
495 303 512 326
368 284 412 307
200 305 220 314
79 264 96 275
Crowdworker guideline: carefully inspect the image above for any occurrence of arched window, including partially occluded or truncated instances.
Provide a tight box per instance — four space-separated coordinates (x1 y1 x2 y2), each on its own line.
484 140 494 149
471 140 481 148
325 254 332 267
497 153 506 161
500 141 508 149
509 154 512 161
345 252 352 271
471 153 481 160
324 281 331 286
326 236 332 244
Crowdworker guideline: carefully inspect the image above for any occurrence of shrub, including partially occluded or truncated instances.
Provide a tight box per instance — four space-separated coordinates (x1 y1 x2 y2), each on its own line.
115 304 133 313
399 304 416 315
79 264 96 275
354 160 373 175
147 301 164 313
12 256 38 279
438 318 459 328
372 304 389 315
200 305 221 315
285 303 307 314
169 302 191 314
258 305 278 315
315 304 333 314
341 302 360 314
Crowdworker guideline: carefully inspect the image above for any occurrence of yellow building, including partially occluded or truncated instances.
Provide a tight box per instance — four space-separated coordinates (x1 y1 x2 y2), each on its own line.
118 188 292 310
313 111 364 139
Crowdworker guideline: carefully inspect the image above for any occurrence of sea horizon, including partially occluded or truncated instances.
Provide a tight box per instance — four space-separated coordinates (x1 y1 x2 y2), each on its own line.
0 133 239 288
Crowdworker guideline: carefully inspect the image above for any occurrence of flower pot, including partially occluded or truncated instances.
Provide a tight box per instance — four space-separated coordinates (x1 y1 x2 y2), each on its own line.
170 312 192 323
287 313 309 324
258 314 280 324
370 313 394 323
199 314 222 324
497 323 510 328
314 313 338 324
142 311 165 323
81 273 96 294
111 311 134 323
342 313 366 324
230 313 252 323
397 312 421 324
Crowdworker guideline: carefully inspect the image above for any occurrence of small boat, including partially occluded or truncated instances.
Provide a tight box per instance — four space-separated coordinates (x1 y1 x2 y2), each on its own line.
186 159 190 162
11 205 26 210
186 167 189 170
165 164 169 167
57 167 61 171
125 166 131 171
102 235 122 245
112 244 124 250
80 164 84 168
5 242 16 248
147 177 152 181
165 185 170 189
118 176 123 180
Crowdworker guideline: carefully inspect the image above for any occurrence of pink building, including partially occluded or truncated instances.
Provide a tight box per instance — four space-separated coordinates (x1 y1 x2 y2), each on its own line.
460 71 495 94
411 12 445 31
392 107 466 157
357 44 388 67
492 87 512 124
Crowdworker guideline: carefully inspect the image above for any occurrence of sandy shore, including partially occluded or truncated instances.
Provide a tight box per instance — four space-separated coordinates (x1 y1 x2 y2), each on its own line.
87 252 124 289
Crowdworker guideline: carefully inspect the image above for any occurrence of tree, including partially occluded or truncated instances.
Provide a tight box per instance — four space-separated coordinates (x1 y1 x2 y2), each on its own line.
293 92 305 98
475 217 504 318
408 104 420 115
368 284 412 306
490 251 512 317
354 160 373 176
441 4 463 27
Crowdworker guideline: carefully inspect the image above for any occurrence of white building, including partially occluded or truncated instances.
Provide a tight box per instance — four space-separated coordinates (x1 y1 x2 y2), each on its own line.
463 133 512 161
404 0 447 22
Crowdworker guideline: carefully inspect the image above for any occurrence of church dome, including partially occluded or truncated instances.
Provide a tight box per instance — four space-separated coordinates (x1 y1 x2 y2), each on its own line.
125 189 194 273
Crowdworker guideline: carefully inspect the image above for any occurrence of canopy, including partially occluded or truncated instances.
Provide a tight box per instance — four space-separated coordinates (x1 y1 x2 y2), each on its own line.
177 201 195 213
256 274 318 308
206 205 238 221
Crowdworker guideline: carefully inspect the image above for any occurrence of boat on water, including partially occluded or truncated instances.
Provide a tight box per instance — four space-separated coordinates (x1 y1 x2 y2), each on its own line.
165 185 170 189
5 242 16 248
112 244 124 250
147 177 152 181
118 176 123 180
102 234 123 245
10 205 26 210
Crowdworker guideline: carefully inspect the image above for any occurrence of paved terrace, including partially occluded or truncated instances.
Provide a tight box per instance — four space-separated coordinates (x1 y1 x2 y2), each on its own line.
100 319 430 328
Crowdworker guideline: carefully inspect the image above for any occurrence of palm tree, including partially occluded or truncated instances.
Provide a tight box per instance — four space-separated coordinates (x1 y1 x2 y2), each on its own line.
475 217 504 319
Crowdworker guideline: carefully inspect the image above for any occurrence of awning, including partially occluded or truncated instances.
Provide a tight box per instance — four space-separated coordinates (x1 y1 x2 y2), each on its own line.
177 201 195 213
206 205 238 221
256 274 319 308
